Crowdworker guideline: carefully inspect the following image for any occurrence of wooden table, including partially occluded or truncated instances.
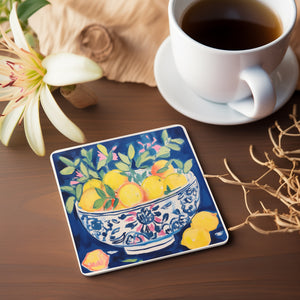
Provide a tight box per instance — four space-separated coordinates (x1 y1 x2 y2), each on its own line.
1 79 299 299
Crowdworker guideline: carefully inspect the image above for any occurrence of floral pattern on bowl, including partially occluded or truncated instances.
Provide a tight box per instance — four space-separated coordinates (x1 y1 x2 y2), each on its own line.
76 171 200 254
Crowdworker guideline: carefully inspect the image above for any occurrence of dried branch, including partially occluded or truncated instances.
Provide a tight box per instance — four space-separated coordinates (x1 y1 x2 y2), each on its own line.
206 105 300 234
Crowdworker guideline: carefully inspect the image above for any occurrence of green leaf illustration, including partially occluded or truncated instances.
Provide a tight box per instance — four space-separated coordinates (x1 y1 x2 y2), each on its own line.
104 184 115 198
157 166 168 173
87 148 93 161
162 130 168 144
65 196 75 213
122 258 142 263
184 159 193 173
59 156 74 167
164 185 172 195
93 198 105 209
104 199 112 210
97 144 108 156
76 176 88 183
97 159 106 170
60 186 75 195
83 157 95 170
115 162 131 172
156 146 171 158
99 169 106 180
166 143 181 151
75 184 83 201
88 169 100 179
80 162 89 177
81 148 88 158
113 198 119 209
171 138 184 145
118 153 131 165
95 188 106 199
135 151 155 168
106 151 113 164
128 144 135 160
60 166 75 175
74 158 80 166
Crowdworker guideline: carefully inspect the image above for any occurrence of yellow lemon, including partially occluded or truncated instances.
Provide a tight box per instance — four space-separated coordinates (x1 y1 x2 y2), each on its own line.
142 175 165 200
78 188 101 212
118 182 144 208
181 227 211 249
191 211 219 232
164 173 188 192
151 160 175 178
103 169 128 191
83 178 103 192
82 249 109 271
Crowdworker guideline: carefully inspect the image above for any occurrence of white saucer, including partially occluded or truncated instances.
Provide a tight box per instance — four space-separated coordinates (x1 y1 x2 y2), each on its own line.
154 37 299 125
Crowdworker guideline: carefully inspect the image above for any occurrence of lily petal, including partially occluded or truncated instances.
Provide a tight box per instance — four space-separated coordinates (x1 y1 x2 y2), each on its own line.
0 86 21 98
24 92 45 156
0 101 25 145
9 3 30 51
40 84 86 143
42 53 103 86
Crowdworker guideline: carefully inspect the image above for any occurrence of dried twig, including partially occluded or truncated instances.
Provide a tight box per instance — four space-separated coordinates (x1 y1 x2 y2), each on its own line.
206 105 300 234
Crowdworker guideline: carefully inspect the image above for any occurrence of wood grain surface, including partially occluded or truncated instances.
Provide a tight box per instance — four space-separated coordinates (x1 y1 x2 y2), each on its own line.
0 79 299 299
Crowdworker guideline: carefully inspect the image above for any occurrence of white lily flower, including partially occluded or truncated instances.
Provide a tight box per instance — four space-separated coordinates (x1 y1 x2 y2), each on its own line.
0 3 103 156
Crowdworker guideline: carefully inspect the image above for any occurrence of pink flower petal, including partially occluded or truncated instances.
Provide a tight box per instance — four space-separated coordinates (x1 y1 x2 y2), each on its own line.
158 230 166 237
76 171 83 177
152 145 162 152
98 151 106 160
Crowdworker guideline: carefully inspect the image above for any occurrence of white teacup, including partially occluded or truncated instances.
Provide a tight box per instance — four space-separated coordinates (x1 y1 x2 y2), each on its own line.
168 0 297 119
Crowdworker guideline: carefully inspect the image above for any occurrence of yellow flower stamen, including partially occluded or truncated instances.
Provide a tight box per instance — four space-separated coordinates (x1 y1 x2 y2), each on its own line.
0 2 102 156
0 27 46 108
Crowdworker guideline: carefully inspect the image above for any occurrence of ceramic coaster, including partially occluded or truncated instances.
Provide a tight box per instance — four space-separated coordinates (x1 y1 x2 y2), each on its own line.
50 125 229 276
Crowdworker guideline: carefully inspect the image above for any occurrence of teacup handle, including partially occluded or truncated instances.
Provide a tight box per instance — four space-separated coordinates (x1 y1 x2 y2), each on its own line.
228 66 276 119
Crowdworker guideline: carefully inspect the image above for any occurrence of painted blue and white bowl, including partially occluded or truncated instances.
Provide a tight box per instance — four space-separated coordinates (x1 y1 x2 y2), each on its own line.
76 171 200 254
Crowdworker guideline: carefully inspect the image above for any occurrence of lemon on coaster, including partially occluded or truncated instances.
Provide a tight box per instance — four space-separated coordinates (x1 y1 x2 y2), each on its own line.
181 227 211 249
103 169 128 191
118 182 144 208
191 211 219 232
164 173 188 192
151 160 175 178
78 188 101 212
141 175 165 200
82 249 109 272
83 178 103 192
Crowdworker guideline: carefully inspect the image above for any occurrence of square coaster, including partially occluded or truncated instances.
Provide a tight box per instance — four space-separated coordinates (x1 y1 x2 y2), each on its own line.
50 125 228 276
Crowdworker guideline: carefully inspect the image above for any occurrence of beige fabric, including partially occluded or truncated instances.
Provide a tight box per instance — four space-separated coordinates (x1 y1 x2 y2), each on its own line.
29 0 300 89
29 0 169 87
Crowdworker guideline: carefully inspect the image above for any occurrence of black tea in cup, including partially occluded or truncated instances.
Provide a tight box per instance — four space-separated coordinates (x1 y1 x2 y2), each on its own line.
180 0 283 50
